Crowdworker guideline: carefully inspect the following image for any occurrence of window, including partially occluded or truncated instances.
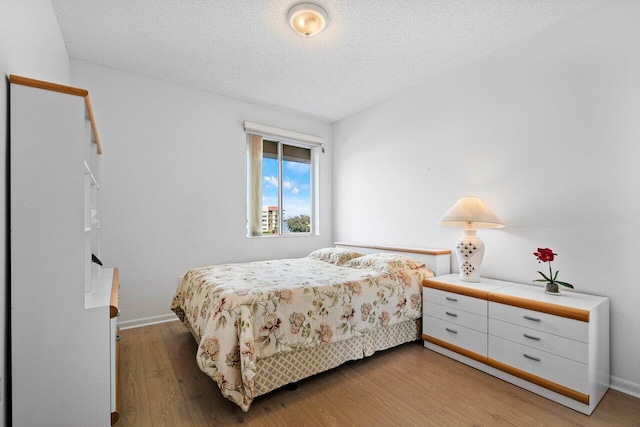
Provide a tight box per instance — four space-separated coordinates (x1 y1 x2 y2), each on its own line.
245 122 322 237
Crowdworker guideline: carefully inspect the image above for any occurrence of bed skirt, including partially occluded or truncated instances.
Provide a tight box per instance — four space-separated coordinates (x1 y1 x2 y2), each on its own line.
253 318 421 396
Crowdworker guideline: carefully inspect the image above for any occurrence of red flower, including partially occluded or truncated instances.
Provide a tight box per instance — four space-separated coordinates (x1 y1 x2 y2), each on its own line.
534 248 556 263
533 248 573 289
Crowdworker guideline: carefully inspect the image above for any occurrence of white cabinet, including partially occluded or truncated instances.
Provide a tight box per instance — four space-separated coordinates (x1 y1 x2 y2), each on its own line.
422 274 609 415
488 284 609 415
422 276 510 372
10 75 119 426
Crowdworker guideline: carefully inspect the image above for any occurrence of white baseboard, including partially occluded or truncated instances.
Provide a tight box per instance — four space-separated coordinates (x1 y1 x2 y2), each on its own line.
118 313 179 330
611 376 640 399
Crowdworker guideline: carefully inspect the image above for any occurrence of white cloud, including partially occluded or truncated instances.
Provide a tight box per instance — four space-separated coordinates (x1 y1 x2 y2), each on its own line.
266 177 300 195
283 179 300 195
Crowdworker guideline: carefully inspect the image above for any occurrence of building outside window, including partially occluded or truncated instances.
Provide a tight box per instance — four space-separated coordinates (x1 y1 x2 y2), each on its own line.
261 205 280 234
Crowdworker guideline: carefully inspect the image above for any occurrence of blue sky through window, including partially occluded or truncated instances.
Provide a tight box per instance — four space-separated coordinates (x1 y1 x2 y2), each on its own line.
262 157 311 219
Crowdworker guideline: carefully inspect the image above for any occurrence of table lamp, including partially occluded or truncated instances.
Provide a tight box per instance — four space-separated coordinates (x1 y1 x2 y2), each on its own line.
438 196 504 282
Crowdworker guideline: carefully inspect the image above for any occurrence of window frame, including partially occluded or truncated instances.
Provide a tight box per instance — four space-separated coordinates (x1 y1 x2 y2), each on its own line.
271 139 315 236
244 121 322 238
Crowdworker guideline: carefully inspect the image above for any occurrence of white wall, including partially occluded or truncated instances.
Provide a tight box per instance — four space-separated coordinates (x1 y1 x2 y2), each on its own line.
0 0 69 424
333 0 640 397
70 60 333 327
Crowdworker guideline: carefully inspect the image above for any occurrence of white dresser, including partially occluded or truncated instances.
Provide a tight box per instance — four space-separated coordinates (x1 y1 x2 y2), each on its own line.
422 274 609 415
422 277 508 372
10 75 120 425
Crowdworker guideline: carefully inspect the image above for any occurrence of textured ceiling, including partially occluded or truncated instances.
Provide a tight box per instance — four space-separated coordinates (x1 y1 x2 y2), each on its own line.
51 0 604 123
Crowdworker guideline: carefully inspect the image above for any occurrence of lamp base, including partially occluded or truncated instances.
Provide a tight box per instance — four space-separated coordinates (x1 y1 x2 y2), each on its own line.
455 229 485 283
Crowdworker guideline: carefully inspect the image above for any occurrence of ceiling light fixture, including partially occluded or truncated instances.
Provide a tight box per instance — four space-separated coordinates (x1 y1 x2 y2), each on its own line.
287 3 328 37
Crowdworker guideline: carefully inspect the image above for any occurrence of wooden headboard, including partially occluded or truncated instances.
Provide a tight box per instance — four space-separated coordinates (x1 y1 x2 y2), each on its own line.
334 242 451 277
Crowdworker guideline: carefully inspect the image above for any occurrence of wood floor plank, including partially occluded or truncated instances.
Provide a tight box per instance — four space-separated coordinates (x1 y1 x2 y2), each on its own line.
160 320 228 425
352 349 445 415
118 327 153 427
116 321 640 427
336 358 438 425
138 323 196 427
297 372 398 426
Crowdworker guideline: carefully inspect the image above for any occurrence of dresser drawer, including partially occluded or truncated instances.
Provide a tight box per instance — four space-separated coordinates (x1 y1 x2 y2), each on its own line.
489 302 588 343
489 318 588 364
424 287 487 316
423 316 487 357
424 301 487 333
489 335 588 394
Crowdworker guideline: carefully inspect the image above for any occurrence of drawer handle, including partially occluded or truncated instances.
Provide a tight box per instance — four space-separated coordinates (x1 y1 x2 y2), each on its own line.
445 311 458 318
445 327 458 334
445 296 458 302
523 333 541 341
523 353 540 362
116 335 122 342
523 315 541 322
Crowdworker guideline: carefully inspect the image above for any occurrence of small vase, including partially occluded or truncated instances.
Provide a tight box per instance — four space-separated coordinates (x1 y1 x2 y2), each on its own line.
545 282 560 295
455 229 484 283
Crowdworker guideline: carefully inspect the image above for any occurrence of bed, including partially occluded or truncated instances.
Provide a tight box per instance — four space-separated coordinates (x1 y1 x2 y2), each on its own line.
170 243 450 411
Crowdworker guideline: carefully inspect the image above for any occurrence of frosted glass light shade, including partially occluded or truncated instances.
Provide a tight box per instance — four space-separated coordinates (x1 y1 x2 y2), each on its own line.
437 197 504 229
288 3 327 37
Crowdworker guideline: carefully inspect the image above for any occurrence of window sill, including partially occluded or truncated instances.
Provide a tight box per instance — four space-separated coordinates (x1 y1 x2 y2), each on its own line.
246 233 318 239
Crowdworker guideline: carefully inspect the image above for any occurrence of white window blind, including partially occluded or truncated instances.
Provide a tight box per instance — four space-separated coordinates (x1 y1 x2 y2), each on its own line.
243 121 324 147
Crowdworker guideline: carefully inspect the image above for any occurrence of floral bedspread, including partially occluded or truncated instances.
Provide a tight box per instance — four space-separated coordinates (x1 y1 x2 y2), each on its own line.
170 255 433 411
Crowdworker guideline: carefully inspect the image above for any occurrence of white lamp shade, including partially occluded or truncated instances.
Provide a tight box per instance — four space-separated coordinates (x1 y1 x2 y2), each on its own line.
437 196 504 229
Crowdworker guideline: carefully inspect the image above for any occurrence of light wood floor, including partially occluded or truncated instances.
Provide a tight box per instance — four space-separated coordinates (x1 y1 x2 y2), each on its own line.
117 321 640 426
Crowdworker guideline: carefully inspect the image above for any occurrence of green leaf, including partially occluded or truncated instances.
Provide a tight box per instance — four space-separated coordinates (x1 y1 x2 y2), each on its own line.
537 271 551 282
555 281 574 289
553 270 559 281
